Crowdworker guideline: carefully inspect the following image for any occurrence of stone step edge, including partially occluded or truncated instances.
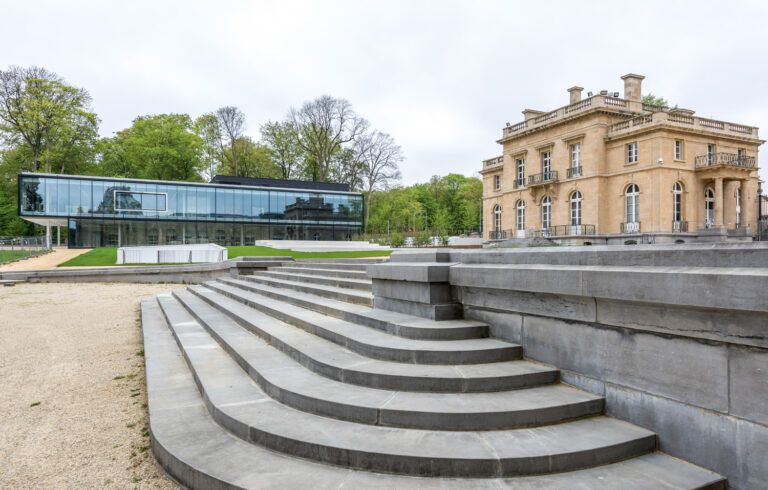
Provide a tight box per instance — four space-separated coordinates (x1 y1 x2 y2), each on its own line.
204 281 521 365
170 288 600 430
221 277 489 341
242 274 373 306
251 270 373 291
187 284 557 393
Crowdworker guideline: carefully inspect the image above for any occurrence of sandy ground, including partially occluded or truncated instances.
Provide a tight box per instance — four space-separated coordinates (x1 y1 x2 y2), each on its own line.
0 248 92 271
0 282 183 489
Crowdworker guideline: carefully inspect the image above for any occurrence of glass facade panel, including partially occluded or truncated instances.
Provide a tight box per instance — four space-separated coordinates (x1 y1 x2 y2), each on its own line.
21 174 364 247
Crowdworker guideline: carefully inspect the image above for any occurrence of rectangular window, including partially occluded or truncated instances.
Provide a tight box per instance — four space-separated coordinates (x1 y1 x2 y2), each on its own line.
738 148 745 164
627 143 638 163
114 191 167 212
494 174 500 191
571 143 581 168
542 151 551 176
674 140 682 160
707 144 715 164
516 158 524 187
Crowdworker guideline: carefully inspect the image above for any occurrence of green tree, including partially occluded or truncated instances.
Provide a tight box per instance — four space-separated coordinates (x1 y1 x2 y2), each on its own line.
642 93 670 108
260 120 305 179
218 136 281 178
0 65 98 173
99 114 203 181
194 113 222 180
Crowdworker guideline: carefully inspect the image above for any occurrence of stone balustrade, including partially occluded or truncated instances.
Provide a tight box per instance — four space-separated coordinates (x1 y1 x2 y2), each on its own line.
607 110 760 139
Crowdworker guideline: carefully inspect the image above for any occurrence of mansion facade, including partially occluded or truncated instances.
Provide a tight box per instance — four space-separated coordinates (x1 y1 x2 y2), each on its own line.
480 73 764 244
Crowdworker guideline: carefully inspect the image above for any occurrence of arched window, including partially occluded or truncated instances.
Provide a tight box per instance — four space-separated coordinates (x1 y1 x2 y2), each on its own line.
516 200 525 237
672 182 683 228
493 204 502 231
625 184 639 231
705 188 714 227
541 196 551 229
570 191 582 227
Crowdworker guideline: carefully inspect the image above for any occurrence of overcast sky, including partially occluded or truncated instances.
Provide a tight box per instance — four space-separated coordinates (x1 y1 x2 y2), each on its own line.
2 0 766 185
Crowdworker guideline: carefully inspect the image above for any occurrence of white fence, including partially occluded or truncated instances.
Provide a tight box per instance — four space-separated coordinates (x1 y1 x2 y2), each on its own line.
117 244 227 264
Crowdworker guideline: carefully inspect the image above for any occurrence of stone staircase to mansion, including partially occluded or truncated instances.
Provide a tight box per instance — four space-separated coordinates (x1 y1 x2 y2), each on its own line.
142 257 726 489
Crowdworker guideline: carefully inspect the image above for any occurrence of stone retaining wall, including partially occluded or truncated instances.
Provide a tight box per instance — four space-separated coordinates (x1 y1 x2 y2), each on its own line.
367 243 768 490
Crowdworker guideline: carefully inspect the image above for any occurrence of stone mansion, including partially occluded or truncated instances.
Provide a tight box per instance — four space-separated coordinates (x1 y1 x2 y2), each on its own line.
480 73 764 244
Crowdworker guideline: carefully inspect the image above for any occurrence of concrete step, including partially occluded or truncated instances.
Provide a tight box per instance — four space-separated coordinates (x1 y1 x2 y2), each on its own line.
143 297 727 488
170 288 594 430
268 265 369 279
295 257 390 264
221 276 489 340
154 292 662 478
241 274 373 306
251 270 372 292
286 261 371 271
183 284 555 393
202 280 519 364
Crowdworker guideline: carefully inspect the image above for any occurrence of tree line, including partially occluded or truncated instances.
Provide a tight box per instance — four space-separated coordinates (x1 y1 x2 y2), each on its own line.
0 65 479 238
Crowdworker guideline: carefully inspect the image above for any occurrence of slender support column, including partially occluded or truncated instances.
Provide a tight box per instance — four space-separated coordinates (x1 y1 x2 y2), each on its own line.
714 178 724 227
738 180 745 228
57 226 61 247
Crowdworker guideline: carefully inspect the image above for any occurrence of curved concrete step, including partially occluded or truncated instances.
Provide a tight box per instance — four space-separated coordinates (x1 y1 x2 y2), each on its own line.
289 261 371 271
251 270 372 292
183 285 555 393
167 289 599 430
156 292 658 478
242 274 373 306
203 280 520 364
270 266 369 280
221 276 489 340
295 257 390 264
143 297 728 489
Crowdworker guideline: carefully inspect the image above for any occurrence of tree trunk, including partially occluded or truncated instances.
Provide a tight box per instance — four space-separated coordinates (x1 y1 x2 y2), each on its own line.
365 187 373 232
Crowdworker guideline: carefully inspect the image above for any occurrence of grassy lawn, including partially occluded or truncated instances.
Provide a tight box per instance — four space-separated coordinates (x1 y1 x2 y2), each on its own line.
58 245 391 267
1 249 48 264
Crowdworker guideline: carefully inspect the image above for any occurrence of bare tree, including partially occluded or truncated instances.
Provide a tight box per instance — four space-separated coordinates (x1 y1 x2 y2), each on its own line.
355 130 403 227
289 95 367 182
216 106 246 176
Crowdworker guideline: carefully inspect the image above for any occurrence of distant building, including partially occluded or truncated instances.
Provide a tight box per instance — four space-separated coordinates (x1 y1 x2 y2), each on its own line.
18 174 364 247
480 73 764 244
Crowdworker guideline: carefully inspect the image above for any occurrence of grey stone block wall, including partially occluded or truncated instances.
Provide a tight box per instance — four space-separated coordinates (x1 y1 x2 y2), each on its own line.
378 246 768 490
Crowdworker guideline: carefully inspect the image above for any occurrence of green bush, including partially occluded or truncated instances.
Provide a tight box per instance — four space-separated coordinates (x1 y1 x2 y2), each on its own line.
439 233 450 246
390 232 405 247
416 230 431 247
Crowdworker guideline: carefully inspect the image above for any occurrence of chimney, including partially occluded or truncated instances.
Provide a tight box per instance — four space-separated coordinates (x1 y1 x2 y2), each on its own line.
567 86 584 104
522 109 545 120
621 73 645 102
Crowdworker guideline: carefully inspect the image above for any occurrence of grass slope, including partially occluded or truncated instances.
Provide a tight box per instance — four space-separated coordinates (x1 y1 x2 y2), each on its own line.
58 245 390 267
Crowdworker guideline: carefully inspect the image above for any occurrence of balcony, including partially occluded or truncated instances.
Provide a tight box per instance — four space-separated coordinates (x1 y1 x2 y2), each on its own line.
528 224 595 238
512 179 525 189
483 156 504 168
621 221 641 233
672 220 689 232
488 230 507 240
694 153 756 170
528 171 558 187
566 166 582 178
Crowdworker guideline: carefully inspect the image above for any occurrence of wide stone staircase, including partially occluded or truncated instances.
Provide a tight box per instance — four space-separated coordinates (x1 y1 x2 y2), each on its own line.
142 257 726 489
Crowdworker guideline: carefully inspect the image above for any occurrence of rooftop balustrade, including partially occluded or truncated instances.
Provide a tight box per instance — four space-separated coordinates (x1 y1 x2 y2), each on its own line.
483 156 504 168
500 94 760 141
607 111 760 139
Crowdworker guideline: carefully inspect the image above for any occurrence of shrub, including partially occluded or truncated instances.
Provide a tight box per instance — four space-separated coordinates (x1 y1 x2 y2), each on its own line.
416 230 431 247
390 232 405 247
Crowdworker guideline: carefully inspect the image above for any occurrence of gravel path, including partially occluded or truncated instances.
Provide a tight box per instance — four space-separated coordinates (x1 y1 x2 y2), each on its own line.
0 248 92 271
0 282 182 489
